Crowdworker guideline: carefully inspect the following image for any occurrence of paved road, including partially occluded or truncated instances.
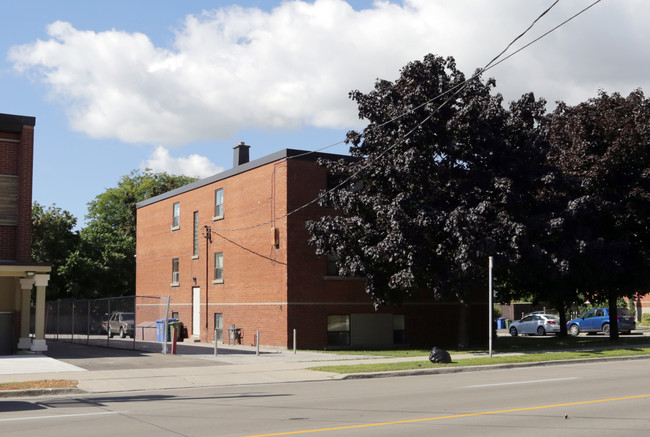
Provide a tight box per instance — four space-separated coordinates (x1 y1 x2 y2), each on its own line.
2 358 649 436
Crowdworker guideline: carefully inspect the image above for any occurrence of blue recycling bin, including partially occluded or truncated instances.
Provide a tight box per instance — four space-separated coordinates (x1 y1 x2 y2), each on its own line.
497 318 507 329
156 318 178 342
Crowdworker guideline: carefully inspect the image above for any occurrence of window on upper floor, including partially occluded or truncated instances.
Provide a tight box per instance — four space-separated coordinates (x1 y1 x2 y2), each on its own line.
171 258 180 286
326 253 341 276
214 188 224 220
172 202 180 230
193 211 199 258
213 252 223 283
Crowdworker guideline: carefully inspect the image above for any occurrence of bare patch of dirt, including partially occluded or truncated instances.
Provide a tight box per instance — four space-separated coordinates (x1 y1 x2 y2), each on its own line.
0 379 78 390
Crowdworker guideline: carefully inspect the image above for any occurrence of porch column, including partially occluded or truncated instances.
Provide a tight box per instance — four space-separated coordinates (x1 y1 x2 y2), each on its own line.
17 278 34 350
31 274 50 352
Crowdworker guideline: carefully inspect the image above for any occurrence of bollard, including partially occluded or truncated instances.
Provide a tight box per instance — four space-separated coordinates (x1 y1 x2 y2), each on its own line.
171 327 177 354
214 328 218 356
293 329 296 354
256 330 260 356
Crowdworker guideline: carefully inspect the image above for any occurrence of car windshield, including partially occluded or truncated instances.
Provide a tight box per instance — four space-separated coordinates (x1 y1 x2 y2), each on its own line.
121 313 134 320
618 308 633 316
544 315 559 321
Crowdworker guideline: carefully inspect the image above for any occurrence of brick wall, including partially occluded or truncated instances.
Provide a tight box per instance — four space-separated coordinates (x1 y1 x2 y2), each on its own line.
137 151 489 349
15 125 33 262
0 119 34 262
137 159 289 343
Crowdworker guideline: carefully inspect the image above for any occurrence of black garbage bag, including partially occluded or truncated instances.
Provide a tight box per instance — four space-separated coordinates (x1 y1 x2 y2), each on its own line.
428 347 451 364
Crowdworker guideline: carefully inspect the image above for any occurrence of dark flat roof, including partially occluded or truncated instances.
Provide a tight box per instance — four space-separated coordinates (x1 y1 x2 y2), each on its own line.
136 148 353 209
0 113 36 132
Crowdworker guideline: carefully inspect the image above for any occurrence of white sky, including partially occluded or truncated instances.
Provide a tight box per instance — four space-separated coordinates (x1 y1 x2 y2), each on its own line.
2 0 649 222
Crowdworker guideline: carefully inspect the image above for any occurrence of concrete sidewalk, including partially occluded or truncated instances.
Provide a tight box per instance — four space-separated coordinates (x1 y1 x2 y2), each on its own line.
2 337 650 397
0 340 502 396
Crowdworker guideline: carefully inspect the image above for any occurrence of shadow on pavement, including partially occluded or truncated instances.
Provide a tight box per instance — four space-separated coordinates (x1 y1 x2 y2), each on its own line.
43 341 226 371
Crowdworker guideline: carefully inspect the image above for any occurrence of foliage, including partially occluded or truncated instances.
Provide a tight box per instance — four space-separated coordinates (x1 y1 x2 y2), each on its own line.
31 202 80 300
307 55 545 312
86 169 197 239
544 90 650 337
77 170 196 297
34 170 196 299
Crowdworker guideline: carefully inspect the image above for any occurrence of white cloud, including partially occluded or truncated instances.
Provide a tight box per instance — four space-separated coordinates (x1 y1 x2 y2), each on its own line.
8 0 650 146
141 146 224 178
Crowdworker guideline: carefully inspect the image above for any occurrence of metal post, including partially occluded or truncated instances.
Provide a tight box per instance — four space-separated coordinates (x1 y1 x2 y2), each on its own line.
71 302 75 344
56 301 60 341
256 330 260 356
489 256 493 358
162 296 171 354
87 300 90 345
214 328 218 356
107 298 111 347
132 296 136 350
293 329 296 354
171 327 177 354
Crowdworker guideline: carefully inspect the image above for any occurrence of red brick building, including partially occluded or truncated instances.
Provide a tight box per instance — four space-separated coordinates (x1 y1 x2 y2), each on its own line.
136 144 487 349
0 113 51 354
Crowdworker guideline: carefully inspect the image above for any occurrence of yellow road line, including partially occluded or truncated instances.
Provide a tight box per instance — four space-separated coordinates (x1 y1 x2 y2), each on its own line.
243 394 650 437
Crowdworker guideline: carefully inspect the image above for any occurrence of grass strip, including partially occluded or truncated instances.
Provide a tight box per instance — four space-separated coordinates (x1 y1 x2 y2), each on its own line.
0 379 78 391
309 348 650 374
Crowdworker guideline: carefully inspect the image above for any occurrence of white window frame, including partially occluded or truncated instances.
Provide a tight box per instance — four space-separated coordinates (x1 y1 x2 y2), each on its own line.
213 188 224 220
213 252 223 283
192 211 199 258
172 202 180 230
171 258 180 286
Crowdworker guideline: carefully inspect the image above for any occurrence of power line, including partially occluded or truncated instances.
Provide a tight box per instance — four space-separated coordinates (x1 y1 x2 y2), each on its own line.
208 0 601 234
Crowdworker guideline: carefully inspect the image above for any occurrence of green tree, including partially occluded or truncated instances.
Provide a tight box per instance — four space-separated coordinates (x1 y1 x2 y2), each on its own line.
31 202 81 300
545 90 650 339
307 54 545 345
57 170 196 298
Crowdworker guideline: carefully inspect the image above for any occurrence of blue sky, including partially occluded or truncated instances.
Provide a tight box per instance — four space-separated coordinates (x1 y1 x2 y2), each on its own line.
2 0 649 227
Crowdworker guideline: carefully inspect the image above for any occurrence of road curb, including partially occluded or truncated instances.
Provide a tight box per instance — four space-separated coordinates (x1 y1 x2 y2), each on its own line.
0 387 85 399
340 354 650 380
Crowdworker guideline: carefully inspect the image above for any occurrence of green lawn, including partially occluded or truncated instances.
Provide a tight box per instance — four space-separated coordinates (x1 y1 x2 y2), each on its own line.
309 347 650 374
315 333 650 357
307 334 650 374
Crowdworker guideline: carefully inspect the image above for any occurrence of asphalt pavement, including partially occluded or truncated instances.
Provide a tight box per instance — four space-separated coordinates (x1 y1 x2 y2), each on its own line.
2 331 650 398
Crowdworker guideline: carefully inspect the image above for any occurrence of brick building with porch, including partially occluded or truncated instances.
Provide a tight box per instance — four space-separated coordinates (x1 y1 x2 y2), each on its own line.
0 112 51 354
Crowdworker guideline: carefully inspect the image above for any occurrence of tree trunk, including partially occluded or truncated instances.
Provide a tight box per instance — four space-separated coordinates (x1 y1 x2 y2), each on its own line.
556 298 567 337
608 291 619 340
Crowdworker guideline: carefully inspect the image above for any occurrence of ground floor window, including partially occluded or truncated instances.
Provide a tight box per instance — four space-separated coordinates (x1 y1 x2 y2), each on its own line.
393 314 406 344
327 315 350 346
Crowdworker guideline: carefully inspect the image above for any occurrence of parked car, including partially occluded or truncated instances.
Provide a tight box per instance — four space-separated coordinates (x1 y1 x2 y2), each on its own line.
567 307 635 336
104 312 135 338
509 313 561 336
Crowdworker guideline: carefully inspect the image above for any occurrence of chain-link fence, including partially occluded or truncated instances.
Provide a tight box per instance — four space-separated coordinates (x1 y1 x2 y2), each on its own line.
45 295 171 350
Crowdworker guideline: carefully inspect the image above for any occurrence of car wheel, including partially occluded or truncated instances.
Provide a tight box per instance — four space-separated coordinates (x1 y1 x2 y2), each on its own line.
569 324 580 337
537 326 546 336
509 327 518 337
119 327 126 338
108 330 114 338
602 323 610 335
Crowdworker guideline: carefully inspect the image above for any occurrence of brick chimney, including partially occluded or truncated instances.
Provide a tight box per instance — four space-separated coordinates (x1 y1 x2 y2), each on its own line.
233 141 250 167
